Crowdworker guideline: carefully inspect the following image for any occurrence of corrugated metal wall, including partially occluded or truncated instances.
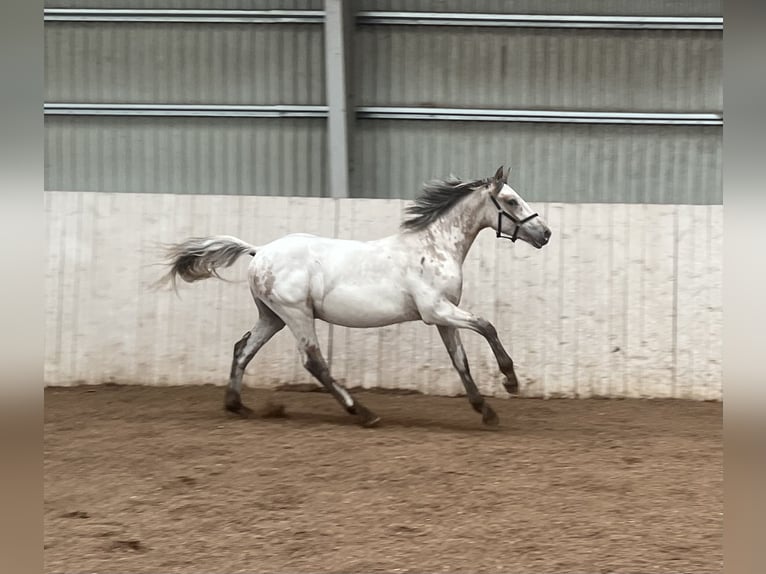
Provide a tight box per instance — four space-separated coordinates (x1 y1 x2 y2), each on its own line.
45 23 325 105
352 23 721 203
44 15 327 195
44 4 722 203
354 28 721 111
352 121 721 204
45 116 327 195
44 115 720 203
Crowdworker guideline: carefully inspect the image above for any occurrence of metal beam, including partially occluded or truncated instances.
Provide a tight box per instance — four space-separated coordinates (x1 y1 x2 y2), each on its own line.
43 9 324 24
43 103 328 118
356 12 723 30
356 107 723 126
43 9 722 30
44 104 722 126
324 0 353 199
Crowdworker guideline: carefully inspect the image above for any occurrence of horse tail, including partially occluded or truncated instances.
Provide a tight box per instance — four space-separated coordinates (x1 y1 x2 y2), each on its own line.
158 235 257 291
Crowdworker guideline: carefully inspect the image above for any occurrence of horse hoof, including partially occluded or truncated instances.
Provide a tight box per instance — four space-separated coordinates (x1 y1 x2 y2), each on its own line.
361 415 381 428
225 402 254 418
353 404 380 428
231 406 255 418
482 406 500 427
503 374 519 395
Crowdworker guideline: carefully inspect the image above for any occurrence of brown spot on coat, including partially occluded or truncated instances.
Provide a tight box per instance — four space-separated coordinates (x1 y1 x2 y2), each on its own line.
256 269 276 298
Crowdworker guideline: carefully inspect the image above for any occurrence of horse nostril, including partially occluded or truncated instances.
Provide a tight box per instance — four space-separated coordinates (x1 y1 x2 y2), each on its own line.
543 229 551 240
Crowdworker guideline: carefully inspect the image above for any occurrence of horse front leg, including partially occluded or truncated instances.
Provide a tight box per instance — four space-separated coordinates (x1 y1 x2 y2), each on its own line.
437 326 499 426
421 299 520 395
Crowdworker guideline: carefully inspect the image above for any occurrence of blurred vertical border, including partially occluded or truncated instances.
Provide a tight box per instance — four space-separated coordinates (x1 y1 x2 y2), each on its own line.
0 0 43 573
723 1 766 574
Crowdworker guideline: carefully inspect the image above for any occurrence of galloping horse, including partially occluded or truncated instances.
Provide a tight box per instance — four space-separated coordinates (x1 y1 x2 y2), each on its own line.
161 166 551 426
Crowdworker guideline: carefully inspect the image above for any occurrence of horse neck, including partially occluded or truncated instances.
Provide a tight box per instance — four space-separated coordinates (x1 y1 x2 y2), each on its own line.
421 188 492 263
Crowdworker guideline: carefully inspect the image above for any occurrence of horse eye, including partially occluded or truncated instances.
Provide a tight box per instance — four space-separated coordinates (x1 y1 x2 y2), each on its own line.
508 199 519 208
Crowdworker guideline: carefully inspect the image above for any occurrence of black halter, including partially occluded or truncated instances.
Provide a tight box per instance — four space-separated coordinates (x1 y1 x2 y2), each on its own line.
489 194 539 242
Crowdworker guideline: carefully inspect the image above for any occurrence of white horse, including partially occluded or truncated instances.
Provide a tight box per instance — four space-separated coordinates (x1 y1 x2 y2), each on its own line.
161 166 551 427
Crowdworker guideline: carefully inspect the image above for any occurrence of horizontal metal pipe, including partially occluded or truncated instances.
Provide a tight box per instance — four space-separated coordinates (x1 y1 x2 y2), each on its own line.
43 9 324 24
357 107 723 125
44 104 329 118
45 104 722 125
357 12 723 30
43 9 721 30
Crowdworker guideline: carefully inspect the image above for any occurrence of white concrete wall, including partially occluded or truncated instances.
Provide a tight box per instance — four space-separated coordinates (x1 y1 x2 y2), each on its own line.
44 191 722 400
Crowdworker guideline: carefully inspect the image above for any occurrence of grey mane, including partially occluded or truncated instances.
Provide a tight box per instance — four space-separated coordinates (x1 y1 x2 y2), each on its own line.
401 176 489 231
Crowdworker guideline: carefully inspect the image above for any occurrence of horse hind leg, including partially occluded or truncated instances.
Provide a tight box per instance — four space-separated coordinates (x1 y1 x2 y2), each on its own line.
225 300 285 416
275 306 380 427
303 342 380 427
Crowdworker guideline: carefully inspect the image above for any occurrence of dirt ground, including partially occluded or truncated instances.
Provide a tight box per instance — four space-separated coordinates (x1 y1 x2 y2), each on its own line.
44 384 722 574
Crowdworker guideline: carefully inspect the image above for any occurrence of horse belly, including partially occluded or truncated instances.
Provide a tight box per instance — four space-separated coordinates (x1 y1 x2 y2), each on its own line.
314 283 419 328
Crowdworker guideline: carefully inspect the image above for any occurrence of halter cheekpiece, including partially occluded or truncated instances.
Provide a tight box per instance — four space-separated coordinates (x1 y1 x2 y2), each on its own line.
489 194 539 242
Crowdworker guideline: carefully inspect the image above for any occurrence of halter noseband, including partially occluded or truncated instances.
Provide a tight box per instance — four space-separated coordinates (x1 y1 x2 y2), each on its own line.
489 194 539 242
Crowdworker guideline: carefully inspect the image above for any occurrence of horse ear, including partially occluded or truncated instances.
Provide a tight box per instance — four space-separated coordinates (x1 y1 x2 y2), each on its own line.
493 165 504 182
504 167 512 182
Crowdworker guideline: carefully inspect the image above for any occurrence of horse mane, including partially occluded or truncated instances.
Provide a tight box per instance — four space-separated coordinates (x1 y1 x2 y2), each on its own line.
401 176 489 231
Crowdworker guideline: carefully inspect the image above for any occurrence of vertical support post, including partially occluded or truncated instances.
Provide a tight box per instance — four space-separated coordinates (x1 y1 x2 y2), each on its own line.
324 0 355 368
324 0 354 199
